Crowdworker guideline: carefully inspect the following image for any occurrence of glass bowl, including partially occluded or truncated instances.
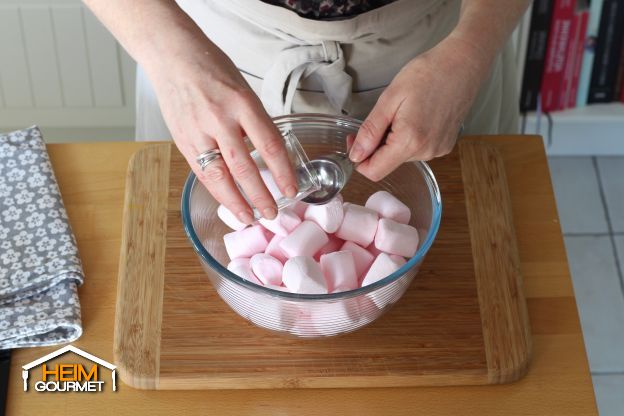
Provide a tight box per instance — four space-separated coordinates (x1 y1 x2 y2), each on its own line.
181 113 442 338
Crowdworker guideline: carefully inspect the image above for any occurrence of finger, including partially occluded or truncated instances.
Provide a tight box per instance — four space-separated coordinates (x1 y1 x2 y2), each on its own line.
346 133 356 153
194 158 256 224
240 106 298 199
217 124 279 220
350 94 396 163
179 140 255 225
355 131 413 182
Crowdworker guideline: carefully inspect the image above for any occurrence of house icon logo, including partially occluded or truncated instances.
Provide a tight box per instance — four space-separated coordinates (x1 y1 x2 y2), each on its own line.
22 345 117 392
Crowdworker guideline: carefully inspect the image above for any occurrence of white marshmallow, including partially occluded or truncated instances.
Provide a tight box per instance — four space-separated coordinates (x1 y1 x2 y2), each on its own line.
310 300 361 336
248 293 296 332
356 296 381 326
226 258 261 285
259 168 283 201
362 253 407 309
361 253 405 287
223 225 270 260
282 256 328 294
365 191 411 224
259 207 302 236
250 253 283 286
374 218 420 258
304 195 344 233
320 250 358 293
340 241 375 281
367 274 411 310
335 204 379 247
279 221 329 258
217 205 247 231
264 234 288 263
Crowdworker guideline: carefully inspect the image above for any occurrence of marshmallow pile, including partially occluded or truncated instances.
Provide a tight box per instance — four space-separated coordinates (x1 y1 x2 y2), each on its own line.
217 189 419 295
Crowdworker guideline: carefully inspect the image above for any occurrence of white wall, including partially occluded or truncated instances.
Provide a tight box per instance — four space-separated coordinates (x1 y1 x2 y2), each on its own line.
0 0 135 142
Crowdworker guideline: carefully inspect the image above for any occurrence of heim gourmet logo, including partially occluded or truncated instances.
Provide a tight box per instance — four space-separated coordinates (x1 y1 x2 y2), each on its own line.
22 345 117 392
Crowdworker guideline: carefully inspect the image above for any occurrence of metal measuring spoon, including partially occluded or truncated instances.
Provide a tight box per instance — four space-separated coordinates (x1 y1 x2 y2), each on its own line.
302 153 354 205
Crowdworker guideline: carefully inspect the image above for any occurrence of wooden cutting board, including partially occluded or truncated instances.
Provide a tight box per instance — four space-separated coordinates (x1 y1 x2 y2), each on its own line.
113 138 531 390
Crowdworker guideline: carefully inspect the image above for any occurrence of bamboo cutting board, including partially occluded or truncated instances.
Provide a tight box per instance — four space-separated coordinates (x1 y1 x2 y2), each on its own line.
114 139 531 390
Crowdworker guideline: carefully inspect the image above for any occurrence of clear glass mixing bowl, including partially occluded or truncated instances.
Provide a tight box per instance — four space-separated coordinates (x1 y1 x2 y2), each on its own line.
181 114 442 338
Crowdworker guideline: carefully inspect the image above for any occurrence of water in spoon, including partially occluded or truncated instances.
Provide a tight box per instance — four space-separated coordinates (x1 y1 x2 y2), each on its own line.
302 153 353 205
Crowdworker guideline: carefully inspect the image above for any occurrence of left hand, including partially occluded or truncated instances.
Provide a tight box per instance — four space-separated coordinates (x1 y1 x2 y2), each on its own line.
349 35 491 181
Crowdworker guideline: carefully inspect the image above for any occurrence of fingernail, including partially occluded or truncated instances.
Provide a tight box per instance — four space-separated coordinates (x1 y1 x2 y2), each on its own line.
238 211 254 225
262 207 277 220
349 144 364 162
285 185 298 198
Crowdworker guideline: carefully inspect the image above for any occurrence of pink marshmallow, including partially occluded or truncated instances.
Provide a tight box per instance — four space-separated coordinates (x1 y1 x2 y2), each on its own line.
390 254 407 264
367 242 383 257
223 225 270 260
365 191 411 224
335 204 379 247
340 241 375 281
257 223 275 241
250 253 283 286
259 169 283 201
374 218 420 258
320 250 358 293
217 205 247 231
282 256 328 294
290 313 321 337
265 234 289 263
226 258 261 285
361 253 405 287
279 220 329 258
313 235 344 261
291 201 309 219
304 195 344 233
258 207 302 236
265 284 290 292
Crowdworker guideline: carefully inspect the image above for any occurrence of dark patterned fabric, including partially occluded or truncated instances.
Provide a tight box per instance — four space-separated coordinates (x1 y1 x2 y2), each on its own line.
261 0 397 19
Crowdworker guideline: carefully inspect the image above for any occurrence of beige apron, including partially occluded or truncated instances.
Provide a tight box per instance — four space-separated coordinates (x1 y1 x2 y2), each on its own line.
136 0 519 141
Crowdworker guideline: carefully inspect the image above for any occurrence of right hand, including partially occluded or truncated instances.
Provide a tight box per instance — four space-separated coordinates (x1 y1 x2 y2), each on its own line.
143 36 297 224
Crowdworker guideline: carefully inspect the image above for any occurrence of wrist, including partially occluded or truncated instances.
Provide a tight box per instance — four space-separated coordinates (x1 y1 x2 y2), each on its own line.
437 32 494 83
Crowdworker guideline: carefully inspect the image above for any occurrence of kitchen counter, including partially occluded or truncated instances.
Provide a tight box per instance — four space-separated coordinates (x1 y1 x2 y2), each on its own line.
5 137 598 415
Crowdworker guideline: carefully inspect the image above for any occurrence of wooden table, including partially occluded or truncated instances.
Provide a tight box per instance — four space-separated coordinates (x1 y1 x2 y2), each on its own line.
5 137 598 415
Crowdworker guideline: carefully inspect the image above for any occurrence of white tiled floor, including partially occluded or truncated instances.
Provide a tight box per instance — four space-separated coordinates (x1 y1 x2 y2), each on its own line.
548 158 609 233
592 375 624 416
549 156 624 415
597 158 624 233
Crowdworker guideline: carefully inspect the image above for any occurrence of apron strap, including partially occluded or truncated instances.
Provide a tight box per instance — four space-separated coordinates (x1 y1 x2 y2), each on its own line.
261 40 353 116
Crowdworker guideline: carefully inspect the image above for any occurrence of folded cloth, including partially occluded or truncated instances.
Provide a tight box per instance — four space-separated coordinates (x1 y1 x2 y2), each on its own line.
0 126 84 349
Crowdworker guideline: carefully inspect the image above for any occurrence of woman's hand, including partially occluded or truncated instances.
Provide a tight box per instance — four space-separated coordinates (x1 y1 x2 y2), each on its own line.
84 0 298 223
348 35 490 181
145 38 297 223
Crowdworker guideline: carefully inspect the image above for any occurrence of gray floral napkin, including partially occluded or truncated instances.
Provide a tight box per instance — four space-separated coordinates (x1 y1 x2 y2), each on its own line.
0 126 83 349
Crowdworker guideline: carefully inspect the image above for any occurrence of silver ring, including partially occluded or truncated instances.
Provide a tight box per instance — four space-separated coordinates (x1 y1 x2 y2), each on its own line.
196 149 222 171
458 123 465 137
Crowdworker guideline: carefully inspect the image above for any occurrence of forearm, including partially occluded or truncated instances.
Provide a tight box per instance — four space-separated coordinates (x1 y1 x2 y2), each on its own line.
447 0 531 74
82 0 219 70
